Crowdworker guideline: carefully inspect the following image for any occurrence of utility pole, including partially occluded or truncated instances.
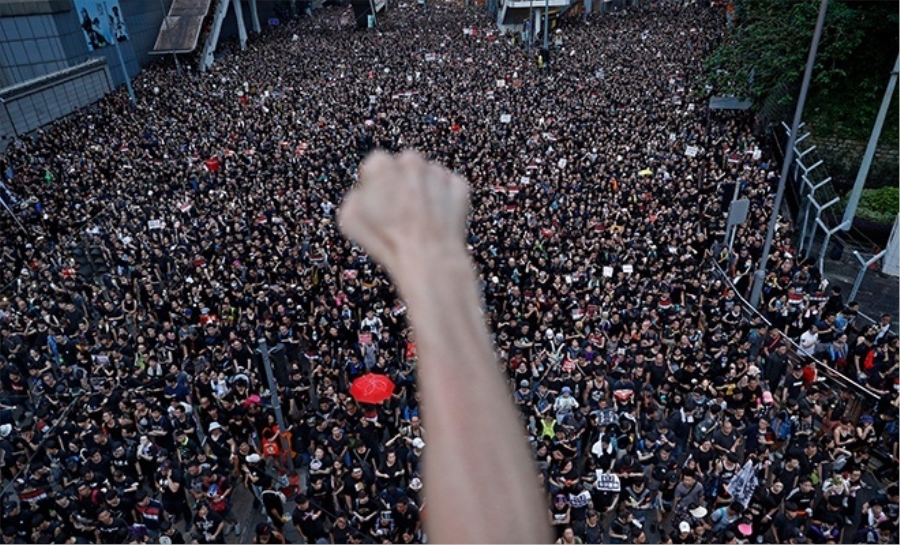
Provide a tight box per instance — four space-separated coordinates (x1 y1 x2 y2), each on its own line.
841 53 899 229
749 0 829 308
528 0 535 49
542 0 550 50
101 1 135 103
257 339 295 474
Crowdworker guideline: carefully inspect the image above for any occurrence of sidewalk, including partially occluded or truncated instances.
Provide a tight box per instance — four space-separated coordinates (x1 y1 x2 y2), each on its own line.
822 243 899 326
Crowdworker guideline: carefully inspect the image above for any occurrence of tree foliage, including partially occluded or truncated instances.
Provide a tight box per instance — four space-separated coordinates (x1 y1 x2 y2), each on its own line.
839 187 899 224
704 0 899 143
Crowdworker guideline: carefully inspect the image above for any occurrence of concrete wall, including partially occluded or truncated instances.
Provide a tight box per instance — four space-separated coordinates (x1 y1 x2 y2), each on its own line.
0 0 282 145
0 59 112 142
0 10 71 87
1 1 173 90
811 134 900 191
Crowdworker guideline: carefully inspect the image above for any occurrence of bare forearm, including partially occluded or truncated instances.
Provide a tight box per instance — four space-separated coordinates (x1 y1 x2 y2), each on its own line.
396 244 550 544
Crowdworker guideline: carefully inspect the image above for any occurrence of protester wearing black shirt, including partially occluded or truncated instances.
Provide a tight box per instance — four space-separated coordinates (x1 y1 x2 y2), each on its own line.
192 502 225 544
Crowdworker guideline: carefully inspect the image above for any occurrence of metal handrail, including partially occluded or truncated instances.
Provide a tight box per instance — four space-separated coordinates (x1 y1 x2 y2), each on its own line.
707 258 879 401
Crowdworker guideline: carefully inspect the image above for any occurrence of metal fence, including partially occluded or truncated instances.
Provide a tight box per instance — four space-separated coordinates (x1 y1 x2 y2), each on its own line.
706 259 878 417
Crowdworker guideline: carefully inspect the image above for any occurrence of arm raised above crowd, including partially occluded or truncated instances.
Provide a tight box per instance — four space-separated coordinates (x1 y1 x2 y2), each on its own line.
339 150 551 544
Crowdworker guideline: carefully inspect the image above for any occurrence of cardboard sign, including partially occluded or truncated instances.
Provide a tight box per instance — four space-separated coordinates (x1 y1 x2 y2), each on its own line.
92 354 111 366
594 471 621 492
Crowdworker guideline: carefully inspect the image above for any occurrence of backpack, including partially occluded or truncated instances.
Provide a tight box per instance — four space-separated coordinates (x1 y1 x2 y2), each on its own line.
773 411 792 442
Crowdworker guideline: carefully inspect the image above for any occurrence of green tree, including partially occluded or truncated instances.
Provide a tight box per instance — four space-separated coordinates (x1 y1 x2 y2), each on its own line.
705 0 899 144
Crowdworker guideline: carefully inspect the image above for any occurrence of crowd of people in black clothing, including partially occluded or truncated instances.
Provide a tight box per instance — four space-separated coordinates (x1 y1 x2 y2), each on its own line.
0 1 897 544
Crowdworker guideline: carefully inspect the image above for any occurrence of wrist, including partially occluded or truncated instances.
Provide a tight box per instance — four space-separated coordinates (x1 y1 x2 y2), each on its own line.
393 241 470 289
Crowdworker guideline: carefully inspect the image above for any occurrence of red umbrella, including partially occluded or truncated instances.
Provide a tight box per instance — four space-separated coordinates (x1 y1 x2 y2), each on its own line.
349 374 395 404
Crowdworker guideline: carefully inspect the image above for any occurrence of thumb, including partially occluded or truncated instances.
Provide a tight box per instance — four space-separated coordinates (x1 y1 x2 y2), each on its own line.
338 189 392 267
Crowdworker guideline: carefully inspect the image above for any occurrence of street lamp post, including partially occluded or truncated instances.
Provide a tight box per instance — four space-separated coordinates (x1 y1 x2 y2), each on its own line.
542 0 549 50
257 339 296 474
101 1 135 103
749 0 829 308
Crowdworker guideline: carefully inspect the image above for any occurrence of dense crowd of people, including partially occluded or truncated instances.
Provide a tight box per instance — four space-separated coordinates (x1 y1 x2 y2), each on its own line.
0 1 897 544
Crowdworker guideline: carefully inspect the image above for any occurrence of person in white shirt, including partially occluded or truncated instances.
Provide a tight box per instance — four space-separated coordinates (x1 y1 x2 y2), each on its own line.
361 309 383 335
798 325 819 357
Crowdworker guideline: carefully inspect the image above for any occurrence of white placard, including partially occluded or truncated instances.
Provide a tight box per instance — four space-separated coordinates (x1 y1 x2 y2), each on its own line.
496 79 506 88
148 220 164 230
500 114 512 124
558 158 568 169
602 266 614 278
622 264 634 274
369 95 377 104
520 176 531 185
594 471 621 492
685 146 699 157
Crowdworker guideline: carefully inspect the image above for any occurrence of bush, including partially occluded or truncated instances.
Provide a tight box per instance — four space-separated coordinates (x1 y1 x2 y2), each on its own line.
839 186 899 224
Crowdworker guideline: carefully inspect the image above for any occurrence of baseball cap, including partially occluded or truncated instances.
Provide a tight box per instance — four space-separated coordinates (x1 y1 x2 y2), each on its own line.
520 380 529 388
690 505 708 518
412 438 425 449
679 521 691 533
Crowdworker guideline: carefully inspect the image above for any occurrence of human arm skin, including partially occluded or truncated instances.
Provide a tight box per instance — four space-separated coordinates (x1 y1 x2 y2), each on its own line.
339 150 551 544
